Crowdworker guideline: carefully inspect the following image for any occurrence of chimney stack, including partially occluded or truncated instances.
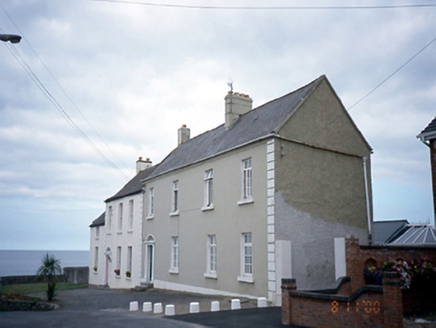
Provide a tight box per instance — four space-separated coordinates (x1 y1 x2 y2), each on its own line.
225 91 253 128
178 124 190 146
136 157 152 173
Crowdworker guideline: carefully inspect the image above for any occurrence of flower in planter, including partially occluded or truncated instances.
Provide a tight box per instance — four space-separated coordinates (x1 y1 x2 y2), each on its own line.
364 266 382 285
114 269 120 276
126 271 131 277
381 258 412 289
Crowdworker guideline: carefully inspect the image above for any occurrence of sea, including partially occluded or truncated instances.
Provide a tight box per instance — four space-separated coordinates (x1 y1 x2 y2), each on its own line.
0 250 89 277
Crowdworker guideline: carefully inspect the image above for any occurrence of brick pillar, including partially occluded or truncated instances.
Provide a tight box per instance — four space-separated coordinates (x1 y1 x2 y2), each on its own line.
345 238 363 290
281 278 296 326
383 272 403 328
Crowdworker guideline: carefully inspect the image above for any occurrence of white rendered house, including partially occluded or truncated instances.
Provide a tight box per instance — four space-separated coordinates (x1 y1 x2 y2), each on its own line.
138 75 373 304
89 158 155 288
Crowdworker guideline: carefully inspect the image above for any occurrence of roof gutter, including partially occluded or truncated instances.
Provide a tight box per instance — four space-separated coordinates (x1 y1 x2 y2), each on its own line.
143 133 371 183
143 133 278 183
416 130 436 148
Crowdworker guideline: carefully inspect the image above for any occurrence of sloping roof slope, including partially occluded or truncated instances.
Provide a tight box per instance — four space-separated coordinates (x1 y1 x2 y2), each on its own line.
373 220 409 244
90 212 105 227
389 225 436 245
418 117 436 141
147 76 324 180
106 165 157 202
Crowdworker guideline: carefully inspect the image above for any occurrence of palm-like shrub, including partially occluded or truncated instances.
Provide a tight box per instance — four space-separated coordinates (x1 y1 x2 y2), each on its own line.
36 253 62 301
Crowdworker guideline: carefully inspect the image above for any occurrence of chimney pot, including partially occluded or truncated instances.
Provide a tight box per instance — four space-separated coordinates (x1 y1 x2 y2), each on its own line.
224 91 253 128
136 157 152 173
178 125 191 146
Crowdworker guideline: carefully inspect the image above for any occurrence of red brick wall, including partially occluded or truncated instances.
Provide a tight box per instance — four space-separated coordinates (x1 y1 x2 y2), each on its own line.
282 274 403 327
345 238 436 291
289 293 384 327
281 238 436 327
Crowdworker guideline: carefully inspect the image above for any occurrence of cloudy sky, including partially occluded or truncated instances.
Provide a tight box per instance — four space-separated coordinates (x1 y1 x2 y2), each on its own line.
0 0 435 250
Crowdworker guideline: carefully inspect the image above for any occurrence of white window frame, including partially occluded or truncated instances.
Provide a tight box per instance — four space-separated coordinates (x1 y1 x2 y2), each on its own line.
107 206 113 233
126 246 133 277
239 158 253 205
171 180 179 216
116 246 122 278
147 188 154 219
118 203 123 232
203 169 214 210
128 200 134 231
169 236 179 273
238 233 254 283
96 226 100 238
94 246 99 271
204 235 217 279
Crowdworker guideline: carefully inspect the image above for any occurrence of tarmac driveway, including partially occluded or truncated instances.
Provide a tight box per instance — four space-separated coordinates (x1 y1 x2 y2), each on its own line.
0 286 284 327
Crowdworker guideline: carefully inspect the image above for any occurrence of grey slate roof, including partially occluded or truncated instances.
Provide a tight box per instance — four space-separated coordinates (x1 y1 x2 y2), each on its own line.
373 220 409 244
90 212 105 227
105 165 157 202
146 75 323 180
418 117 436 141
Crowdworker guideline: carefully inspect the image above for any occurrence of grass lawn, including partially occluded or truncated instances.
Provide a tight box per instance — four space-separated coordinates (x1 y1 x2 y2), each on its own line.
2 282 87 295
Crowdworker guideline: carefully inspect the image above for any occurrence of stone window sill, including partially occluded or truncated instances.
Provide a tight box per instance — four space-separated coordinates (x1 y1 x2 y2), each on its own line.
204 272 217 280
201 205 214 212
238 198 254 206
237 275 254 284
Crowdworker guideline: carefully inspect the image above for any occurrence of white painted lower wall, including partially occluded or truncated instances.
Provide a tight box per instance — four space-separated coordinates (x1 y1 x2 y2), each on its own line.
334 237 346 280
274 240 292 305
153 279 258 300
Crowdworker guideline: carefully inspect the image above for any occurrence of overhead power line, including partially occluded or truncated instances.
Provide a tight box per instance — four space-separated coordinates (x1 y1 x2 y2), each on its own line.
92 0 436 11
302 37 436 145
348 38 436 110
1 28 129 180
0 3 129 173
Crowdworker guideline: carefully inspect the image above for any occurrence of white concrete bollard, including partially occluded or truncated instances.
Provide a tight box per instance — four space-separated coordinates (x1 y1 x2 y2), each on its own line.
129 301 138 311
211 301 220 312
143 302 152 312
231 299 241 310
165 304 175 316
189 302 200 313
153 302 163 314
257 297 267 308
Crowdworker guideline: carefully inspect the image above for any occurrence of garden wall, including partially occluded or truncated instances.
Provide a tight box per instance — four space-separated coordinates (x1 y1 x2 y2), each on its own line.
345 238 436 291
282 273 403 328
345 238 436 314
0 275 67 285
281 238 436 327
63 267 89 285
1 267 89 286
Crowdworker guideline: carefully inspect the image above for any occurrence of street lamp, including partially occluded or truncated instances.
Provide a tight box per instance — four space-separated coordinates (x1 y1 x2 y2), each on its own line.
0 34 22 44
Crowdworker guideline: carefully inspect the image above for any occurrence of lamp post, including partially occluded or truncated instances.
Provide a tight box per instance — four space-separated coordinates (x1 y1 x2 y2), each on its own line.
0 34 22 44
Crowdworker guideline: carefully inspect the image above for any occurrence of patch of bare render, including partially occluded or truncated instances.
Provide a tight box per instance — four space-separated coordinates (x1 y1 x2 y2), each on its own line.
275 191 366 290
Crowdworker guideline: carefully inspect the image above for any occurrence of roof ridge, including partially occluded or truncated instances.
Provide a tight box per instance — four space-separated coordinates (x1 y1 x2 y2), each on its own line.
145 75 331 180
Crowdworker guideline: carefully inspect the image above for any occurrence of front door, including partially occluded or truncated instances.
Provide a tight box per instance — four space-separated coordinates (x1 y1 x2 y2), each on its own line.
146 244 154 283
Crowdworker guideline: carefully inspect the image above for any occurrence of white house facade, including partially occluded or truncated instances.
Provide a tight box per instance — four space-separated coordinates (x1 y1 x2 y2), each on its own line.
89 75 372 304
138 75 373 304
89 158 155 288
